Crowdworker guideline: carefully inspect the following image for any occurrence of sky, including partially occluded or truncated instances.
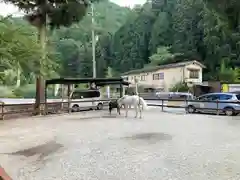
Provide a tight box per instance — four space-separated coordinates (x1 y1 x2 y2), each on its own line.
0 0 147 16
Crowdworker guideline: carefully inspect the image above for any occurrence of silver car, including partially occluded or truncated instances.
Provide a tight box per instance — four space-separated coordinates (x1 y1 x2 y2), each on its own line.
186 92 240 116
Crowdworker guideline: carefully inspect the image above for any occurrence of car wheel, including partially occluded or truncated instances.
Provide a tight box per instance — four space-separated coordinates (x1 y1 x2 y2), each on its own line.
97 103 103 110
186 105 196 114
223 107 236 116
72 104 80 112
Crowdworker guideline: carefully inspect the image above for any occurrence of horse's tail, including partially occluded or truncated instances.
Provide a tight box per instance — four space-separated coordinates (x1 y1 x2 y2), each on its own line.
139 97 148 110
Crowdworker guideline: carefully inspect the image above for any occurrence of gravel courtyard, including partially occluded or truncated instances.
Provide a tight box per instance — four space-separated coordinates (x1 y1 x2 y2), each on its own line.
0 109 240 180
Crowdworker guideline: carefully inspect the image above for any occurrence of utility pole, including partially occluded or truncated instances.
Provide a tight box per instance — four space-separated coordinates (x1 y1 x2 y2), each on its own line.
91 4 96 78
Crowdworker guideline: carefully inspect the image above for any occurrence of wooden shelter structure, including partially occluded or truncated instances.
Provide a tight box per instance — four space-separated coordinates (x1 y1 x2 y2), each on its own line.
41 78 130 114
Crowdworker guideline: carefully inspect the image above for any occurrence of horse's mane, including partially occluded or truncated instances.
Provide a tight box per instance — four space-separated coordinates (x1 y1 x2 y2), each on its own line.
117 95 128 104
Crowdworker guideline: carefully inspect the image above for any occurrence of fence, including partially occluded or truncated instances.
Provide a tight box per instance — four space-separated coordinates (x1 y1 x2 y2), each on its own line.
0 99 112 120
0 98 239 120
146 98 240 116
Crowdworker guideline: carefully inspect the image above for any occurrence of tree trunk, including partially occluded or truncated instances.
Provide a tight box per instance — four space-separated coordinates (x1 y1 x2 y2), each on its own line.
34 22 46 115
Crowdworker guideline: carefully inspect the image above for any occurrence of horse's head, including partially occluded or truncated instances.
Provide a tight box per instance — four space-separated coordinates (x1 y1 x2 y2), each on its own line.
117 97 123 106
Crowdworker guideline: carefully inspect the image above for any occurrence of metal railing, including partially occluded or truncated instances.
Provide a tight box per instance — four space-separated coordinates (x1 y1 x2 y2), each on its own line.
0 98 239 120
145 98 240 115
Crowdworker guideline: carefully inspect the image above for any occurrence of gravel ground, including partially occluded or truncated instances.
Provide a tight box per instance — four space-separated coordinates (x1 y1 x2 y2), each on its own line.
0 109 240 180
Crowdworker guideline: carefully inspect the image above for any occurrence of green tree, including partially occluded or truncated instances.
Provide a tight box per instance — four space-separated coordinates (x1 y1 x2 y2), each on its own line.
149 46 180 66
50 1 131 78
0 17 56 86
2 0 100 113
204 0 240 31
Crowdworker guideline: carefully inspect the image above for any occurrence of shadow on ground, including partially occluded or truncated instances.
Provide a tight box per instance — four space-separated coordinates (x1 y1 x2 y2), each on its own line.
122 132 172 144
6 140 63 161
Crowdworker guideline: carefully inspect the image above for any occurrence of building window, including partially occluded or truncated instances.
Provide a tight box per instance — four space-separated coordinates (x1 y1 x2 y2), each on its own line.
153 73 164 80
159 72 164 79
189 69 199 79
140 75 146 81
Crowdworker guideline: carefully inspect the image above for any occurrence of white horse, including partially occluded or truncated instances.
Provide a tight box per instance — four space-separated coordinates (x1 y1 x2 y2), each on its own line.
117 95 148 118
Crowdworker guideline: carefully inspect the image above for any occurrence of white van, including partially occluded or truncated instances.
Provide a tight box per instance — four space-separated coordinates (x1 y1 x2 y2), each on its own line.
70 90 103 112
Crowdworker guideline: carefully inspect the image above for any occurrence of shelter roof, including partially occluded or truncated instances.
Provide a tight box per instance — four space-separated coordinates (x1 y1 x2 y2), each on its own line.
46 77 130 86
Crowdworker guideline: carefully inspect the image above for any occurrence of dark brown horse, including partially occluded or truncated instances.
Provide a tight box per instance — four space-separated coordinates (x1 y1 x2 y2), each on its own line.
109 99 121 115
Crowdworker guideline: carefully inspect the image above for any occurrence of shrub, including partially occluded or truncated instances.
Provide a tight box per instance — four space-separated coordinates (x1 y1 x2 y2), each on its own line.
0 86 17 98
14 84 36 98
169 82 189 92
14 84 61 98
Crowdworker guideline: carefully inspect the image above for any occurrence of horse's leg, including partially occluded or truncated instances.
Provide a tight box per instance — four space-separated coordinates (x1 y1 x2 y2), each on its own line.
109 107 112 115
134 105 138 118
125 105 128 117
109 104 112 115
117 106 121 115
139 105 142 119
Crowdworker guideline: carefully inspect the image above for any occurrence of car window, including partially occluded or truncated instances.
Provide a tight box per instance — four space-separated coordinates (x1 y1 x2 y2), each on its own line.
218 94 233 100
236 94 240 100
210 94 220 100
198 95 210 100
198 94 220 101
86 91 100 98
71 90 100 99
71 92 83 99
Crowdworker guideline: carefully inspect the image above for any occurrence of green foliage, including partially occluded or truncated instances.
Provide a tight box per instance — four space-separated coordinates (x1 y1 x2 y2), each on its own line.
0 17 59 86
0 86 17 98
235 68 240 82
169 82 189 92
14 84 60 98
50 1 131 78
14 84 36 98
204 0 240 30
149 46 181 66
1 0 100 28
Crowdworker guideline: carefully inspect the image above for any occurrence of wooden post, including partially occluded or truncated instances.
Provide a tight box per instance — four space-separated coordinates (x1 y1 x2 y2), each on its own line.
161 99 164 111
44 82 47 115
122 85 125 96
67 84 71 113
0 103 4 120
120 84 123 97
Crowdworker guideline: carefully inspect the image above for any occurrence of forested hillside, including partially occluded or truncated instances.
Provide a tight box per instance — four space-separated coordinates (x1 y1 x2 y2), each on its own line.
0 0 240 97
105 0 240 81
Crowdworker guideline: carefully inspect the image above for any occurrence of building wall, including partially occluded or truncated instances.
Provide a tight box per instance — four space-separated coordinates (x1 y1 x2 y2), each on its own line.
153 67 184 90
122 67 184 90
122 62 203 91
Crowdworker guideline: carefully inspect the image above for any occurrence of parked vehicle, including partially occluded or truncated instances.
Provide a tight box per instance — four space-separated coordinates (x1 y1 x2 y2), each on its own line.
168 92 194 100
186 92 240 116
70 89 103 112
156 92 194 100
